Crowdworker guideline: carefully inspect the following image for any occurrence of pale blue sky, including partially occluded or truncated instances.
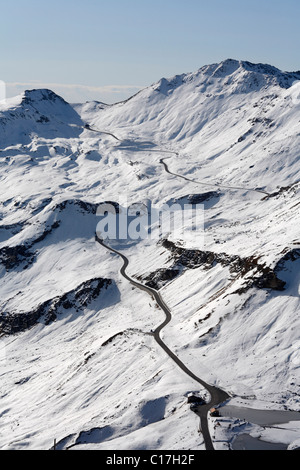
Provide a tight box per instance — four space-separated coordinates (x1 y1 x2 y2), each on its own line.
1 0 299 103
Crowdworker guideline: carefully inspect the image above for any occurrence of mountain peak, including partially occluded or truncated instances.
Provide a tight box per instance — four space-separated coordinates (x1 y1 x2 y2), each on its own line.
0 88 82 146
199 59 300 88
22 89 68 105
151 59 300 99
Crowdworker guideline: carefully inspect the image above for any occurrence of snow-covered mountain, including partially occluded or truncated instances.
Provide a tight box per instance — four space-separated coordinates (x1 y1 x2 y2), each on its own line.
0 59 299 451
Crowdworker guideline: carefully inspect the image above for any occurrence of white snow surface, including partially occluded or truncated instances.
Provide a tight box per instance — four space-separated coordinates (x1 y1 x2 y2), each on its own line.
0 59 299 450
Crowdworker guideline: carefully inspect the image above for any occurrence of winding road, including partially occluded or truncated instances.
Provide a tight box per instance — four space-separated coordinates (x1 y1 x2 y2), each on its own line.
89 125 273 449
83 123 270 195
83 123 270 196
96 235 230 451
159 157 270 197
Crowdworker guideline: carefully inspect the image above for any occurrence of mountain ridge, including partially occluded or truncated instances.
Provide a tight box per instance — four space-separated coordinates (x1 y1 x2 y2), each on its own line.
0 59 299 451
1 58 300 111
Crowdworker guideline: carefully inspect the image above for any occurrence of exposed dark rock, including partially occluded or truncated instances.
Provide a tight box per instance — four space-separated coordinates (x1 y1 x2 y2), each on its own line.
0 222 25 236
176 192 220 205
0 277 112 335
160 239 241 271
251 248 300 291
55 199 98 214
0 245 35 270
0 308 42 334
0 220 61 271
187 395 206 405
253 271 286 291
0 198 99 271
275 248 300 268
31 198 53 216
166 192 221 210
36 115 50 123
145 268 180 289
187 192 219 204
101 331 124 347
15 377 31 385
262 181 299 200
143 239 286 292
22 89 68 105
31 221 61 245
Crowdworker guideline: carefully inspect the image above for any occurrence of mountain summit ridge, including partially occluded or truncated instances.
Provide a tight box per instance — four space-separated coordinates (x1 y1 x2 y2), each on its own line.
201 58 300 79
0 58 299 450
152 59 300 98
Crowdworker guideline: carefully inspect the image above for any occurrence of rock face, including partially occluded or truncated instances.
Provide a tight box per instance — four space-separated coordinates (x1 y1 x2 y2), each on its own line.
55 199 98 214
275 248 300 267
253 272 286 290
0 198 100 273
0 221 60 271
167 192 221 207
144 267 181 289
0 245 35 270
187 395 205 405
0 277 112 335
144 239 287 292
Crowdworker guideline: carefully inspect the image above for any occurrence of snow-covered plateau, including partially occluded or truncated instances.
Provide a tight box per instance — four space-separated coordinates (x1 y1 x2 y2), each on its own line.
0 59 299 450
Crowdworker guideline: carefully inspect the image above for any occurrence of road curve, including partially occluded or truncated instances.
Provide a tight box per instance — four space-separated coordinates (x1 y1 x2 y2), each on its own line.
81 122 270 196
86 125 121 141
81 122 269 196
96 235 230 451
70 123 121 141
159 157 270 197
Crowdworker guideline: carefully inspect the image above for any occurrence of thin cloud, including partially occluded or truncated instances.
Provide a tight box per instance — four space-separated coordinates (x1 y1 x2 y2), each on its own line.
5 82 145 104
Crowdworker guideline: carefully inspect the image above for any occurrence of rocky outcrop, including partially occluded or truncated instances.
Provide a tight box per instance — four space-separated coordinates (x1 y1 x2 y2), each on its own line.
168 192 220 206
145 267 180 289
275 248 300 268
0 244 35 270
55 199 98 214
0 277 112 335
143 239 286 292
262 181 299 200
0 198 100 272
253 271 286 290
0 220 61 271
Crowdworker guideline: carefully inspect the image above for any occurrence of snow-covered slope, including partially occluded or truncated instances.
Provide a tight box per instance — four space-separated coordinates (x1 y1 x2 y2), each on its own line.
87 59 300 192
0 59 299 451
0 89 83 147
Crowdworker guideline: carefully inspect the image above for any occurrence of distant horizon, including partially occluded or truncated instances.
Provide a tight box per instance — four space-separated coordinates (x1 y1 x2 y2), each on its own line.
4 57 300 105
1 0 299 103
